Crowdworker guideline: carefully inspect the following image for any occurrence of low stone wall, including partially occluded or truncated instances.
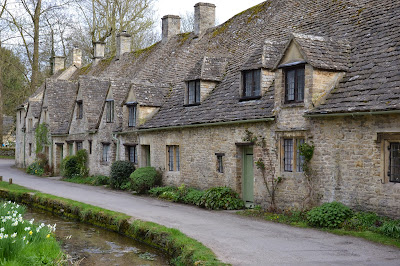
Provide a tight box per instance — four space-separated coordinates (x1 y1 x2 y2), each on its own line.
0 147 15 157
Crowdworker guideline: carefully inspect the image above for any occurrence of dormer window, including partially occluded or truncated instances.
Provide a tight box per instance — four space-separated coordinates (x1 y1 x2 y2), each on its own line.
106 99 114 123
241 69 261 100
187 80 200 105
285 65 305 103
76 100 83 119
126 102 137 127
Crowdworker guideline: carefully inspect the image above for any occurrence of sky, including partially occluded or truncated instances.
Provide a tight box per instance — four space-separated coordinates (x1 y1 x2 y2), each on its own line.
155 0 264 25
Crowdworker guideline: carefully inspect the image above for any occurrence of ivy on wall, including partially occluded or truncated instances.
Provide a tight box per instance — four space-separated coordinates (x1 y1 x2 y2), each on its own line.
35 123 50 154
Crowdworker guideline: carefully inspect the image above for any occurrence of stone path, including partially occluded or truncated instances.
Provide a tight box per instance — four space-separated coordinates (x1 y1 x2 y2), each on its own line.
1 160 399 265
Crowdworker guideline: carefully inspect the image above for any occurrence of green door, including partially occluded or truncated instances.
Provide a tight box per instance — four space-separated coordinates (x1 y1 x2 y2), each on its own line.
243 146 254 208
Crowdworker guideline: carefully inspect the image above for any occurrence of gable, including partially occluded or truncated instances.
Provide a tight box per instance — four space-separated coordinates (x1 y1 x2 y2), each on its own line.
279 41 305 66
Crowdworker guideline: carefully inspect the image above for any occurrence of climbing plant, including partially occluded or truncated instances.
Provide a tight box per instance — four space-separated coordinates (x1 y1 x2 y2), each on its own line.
35 123 50 154
299 142 316 208
243 129 282 211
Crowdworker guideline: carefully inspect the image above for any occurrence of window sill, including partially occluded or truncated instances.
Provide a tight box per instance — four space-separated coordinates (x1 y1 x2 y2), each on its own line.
184 103 200 107
283 102 305 108
239 96 261 102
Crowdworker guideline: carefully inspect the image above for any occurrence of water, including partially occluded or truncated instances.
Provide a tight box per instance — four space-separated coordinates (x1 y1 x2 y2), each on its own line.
24 209 169 265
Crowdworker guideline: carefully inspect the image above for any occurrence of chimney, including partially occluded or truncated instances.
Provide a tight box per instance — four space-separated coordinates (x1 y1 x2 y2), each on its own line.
72 47 82 68
93 41 105 64
194 2 216 36
162 15 181 43
52 56 65 74
116 31 131 60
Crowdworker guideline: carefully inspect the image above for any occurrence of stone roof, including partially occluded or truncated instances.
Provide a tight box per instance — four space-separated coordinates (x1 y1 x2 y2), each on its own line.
45 79 79 135
28 100 42 119
41 0 400 127
277 33 351 71
129 83 170 107
78 76 110 131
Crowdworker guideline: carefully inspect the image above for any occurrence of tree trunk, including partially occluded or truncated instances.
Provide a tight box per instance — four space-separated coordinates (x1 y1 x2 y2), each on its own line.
30 0 41 91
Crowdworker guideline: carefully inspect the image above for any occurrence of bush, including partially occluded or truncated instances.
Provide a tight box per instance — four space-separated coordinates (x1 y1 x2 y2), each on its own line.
60 150 89 179
199 187 244 210
148 186 176 197
183 188 205 206
130 167 161 194
345 211 382 230
94 175 110 186
26 162 44 176
110 161 136 189
307 202 352 228
378 220 400 239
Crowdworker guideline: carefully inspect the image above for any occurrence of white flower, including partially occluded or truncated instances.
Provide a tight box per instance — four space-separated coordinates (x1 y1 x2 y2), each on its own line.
0 233 3 239
23 236 26 240
29 219 34 224
4 234 8 239
0 228 4 232
11 233 17 238
24 227 31 231
40 223 45 227
36 228 40 233
11 221 18 226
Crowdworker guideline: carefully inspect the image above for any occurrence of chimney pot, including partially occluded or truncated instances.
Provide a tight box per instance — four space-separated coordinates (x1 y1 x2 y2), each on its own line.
93 41 105 64
162 15 181 43
116 31 132 60
52 56 65 74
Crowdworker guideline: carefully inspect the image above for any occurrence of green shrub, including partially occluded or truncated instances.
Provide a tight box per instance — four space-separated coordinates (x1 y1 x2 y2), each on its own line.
148 186 176 197
345 211 382 230
129 167 161 194
94 175 110 186
76 149 89 177
183 188 205 205
159 191 178 201
63 156 80 178
110 161 136 189
199 187 244 210
378 220 400 239
26 162 44 176
307 202 352 228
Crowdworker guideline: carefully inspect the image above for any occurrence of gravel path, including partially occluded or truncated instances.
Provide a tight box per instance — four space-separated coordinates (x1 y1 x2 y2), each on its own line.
1 159 399 265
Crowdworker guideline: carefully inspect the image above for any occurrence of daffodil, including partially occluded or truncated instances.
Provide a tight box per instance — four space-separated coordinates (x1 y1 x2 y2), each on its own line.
29 231 33 235
46 234 50 238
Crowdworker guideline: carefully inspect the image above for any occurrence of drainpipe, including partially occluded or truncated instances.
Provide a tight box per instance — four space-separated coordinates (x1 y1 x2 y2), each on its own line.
23 131 26 168
49 137 53 169
112 133 120 161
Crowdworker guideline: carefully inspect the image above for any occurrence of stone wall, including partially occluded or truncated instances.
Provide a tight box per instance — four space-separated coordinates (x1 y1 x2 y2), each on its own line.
0 148 15 157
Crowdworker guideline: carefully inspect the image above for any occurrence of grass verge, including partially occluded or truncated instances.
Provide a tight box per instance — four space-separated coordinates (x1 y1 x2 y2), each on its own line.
238 209 400 249
0 182 225 265
0 156 14 160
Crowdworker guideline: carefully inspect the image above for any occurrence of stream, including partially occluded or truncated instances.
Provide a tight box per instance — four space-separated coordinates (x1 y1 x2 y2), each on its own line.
24 209 169 265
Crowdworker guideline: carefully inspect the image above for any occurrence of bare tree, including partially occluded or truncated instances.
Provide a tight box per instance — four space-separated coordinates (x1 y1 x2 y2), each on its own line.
180 11 194 33
0 0 7 144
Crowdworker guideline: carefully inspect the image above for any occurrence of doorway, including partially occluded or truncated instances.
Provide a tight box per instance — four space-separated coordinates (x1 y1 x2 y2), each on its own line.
242 146 254 208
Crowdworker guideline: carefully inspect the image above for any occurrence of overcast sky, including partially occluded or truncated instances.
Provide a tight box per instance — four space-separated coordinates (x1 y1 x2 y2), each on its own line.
155 0 264 25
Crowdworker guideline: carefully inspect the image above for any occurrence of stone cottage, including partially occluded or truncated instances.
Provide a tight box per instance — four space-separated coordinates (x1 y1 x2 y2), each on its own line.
15 0 400 217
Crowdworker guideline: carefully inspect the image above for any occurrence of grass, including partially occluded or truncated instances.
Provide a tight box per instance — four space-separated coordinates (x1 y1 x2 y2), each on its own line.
0 156 14 160
238 208 400 249
62 176 99 185
0 182 225 265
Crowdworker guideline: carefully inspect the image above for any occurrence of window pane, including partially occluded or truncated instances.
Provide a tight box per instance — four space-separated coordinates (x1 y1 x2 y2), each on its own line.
245 71 252 97
128 106 136 127
103 144 110 162
217 155 223 173
168 146 174 171
176 146 180 171
284 139 293 172
129 146 136 163
188 82 195 104
296 139 305 172
390 143 400 182
195 81 201 103
254 70 260 96
286 70 295 101
297 68 305 101
106 101 110 122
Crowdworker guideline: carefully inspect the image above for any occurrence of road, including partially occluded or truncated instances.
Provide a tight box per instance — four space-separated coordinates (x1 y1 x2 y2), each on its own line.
1 159 399 265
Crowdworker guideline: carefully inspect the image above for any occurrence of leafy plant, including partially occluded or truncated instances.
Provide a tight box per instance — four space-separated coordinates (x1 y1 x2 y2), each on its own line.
26 162 44 176
299 142 316 208
148 186 176 197
183 188 205 206
61 150 89 179
129 167 161 194
199 187 244 210
378 220 400 239
307 202 352 228
345 211 382 230
34 123 50 154
94 175 110 186
110 161 136 190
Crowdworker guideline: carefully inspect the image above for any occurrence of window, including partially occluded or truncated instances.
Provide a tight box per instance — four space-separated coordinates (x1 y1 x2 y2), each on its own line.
29 143 32 156
76 141 83 151
68 143 74 156
283 138 304 172
285 66 305 103
187 80 200 105
88 140 92 154
388 142 400 183
76 100 83 119
216 153 224 173
106 100 114 123
128 104 136 127
242 69 261 99
127 145 137 163
19 111 22 124
167 145 180 171
102 144 110 162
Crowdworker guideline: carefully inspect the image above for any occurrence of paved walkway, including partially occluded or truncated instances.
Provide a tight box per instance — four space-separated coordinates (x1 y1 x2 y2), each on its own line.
1 160 399 265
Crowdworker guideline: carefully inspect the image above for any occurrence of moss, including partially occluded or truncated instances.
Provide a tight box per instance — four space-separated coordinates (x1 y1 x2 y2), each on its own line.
78 63 93 75
0 182 225 265
133 42 158 58
246 2 268 23
178 32 192 45
212 19 233 37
